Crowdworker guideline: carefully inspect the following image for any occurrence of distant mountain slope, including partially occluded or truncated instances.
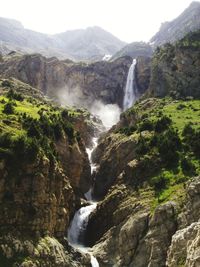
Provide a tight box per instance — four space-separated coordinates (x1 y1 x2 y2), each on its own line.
54 26 126 61
150 1 200 47
111 42 153 61
0 18 126 61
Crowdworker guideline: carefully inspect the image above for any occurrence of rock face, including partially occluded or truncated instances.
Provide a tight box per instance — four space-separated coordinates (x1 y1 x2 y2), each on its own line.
87 176 200 267
87 95 200 266
150 1 200 47
0 54 133 109
0 155 75 239
167 177 200 267
167 222 200 267
135 56 151 95
55 134 91 195
92 133 138 198
149 30 200 98
0 17 126 61
86 184 178 267
111 42 153 61
0 79 94 266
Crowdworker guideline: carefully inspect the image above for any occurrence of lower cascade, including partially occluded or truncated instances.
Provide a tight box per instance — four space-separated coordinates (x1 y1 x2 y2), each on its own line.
67 138 99 267
123 58 138 111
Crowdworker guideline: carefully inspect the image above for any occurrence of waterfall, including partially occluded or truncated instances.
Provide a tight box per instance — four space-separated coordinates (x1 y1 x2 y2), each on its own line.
67 137 99 267
123 58 137 111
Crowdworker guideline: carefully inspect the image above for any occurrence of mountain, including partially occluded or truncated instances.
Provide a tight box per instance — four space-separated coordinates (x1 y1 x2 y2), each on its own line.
150 1 200 47
54 26 126 61
111 41 153 61
0 17 126 61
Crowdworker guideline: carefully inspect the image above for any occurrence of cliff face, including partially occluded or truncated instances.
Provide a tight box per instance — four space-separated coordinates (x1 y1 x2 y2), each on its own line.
0 54 133 109
0 53 152 110
149 30 200 99
0 78 95 266
86 97 200 266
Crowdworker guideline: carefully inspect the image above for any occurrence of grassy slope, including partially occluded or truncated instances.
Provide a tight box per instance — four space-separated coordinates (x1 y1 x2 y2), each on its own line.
118 98 200 210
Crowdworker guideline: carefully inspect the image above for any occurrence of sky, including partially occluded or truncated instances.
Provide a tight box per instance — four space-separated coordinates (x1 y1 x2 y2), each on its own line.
0 0 197 43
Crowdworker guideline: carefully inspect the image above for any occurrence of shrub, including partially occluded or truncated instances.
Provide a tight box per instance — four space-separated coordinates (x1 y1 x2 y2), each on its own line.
0 133 13 148
3 102 15 114
27 121 41 138
181 157 196 175
7 89 24 101
151 174 169 191
176 103 186 110
155 115 172 133
157 128 181 166
52 122 63 140
118 126 137 136
138 119 154 132
136 136 150 156
63 122 74 140
61 109 69 119
182 123 195 138
2 80 11 87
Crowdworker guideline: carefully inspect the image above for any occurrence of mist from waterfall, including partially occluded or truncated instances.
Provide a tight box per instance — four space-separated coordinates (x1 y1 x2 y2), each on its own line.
123 58 137 111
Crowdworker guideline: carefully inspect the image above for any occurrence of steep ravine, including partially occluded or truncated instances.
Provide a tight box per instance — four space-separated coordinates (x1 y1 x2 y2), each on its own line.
67 138 99 267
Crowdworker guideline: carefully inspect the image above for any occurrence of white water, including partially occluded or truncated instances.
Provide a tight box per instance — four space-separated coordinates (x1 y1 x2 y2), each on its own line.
68 137 99 267
67 203 97 245
123 58 137 111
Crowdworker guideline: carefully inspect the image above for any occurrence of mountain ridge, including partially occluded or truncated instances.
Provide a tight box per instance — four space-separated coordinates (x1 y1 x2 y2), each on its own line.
0 17 126 61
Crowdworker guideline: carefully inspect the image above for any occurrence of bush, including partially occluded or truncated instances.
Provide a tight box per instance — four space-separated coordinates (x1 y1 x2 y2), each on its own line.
27 121 41 138
136 136 150 156
150 174 169 191
61 109 69 119
2 80 11 87
181 157 196 175
155 115 172 133
52 122 63 140
182 123 195 138
7 89 24 101
182 124 200 158
138 119 154 132
157 128 181 166
3 102 15 114
118 126 137 136
0 133 13 148
63 122 74 139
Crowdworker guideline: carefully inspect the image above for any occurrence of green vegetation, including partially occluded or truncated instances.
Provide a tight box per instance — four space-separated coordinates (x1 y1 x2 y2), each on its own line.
117 98 200 209
0 87 88 179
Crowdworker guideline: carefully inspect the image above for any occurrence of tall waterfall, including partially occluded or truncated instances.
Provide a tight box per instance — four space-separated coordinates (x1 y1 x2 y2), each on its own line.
67 137 99 267
123 58 137 111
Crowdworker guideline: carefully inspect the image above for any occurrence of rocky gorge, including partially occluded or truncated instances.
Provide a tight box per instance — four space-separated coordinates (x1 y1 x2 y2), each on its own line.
0 8 200 267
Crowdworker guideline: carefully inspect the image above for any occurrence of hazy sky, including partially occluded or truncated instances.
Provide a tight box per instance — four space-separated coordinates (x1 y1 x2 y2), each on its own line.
0 0 197 42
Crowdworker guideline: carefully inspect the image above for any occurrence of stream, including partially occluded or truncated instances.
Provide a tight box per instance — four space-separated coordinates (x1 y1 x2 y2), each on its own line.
67 137 99 267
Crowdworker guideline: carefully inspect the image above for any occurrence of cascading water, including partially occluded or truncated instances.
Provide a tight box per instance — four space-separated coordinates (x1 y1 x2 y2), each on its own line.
123 58 138 111
67 138 99 267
